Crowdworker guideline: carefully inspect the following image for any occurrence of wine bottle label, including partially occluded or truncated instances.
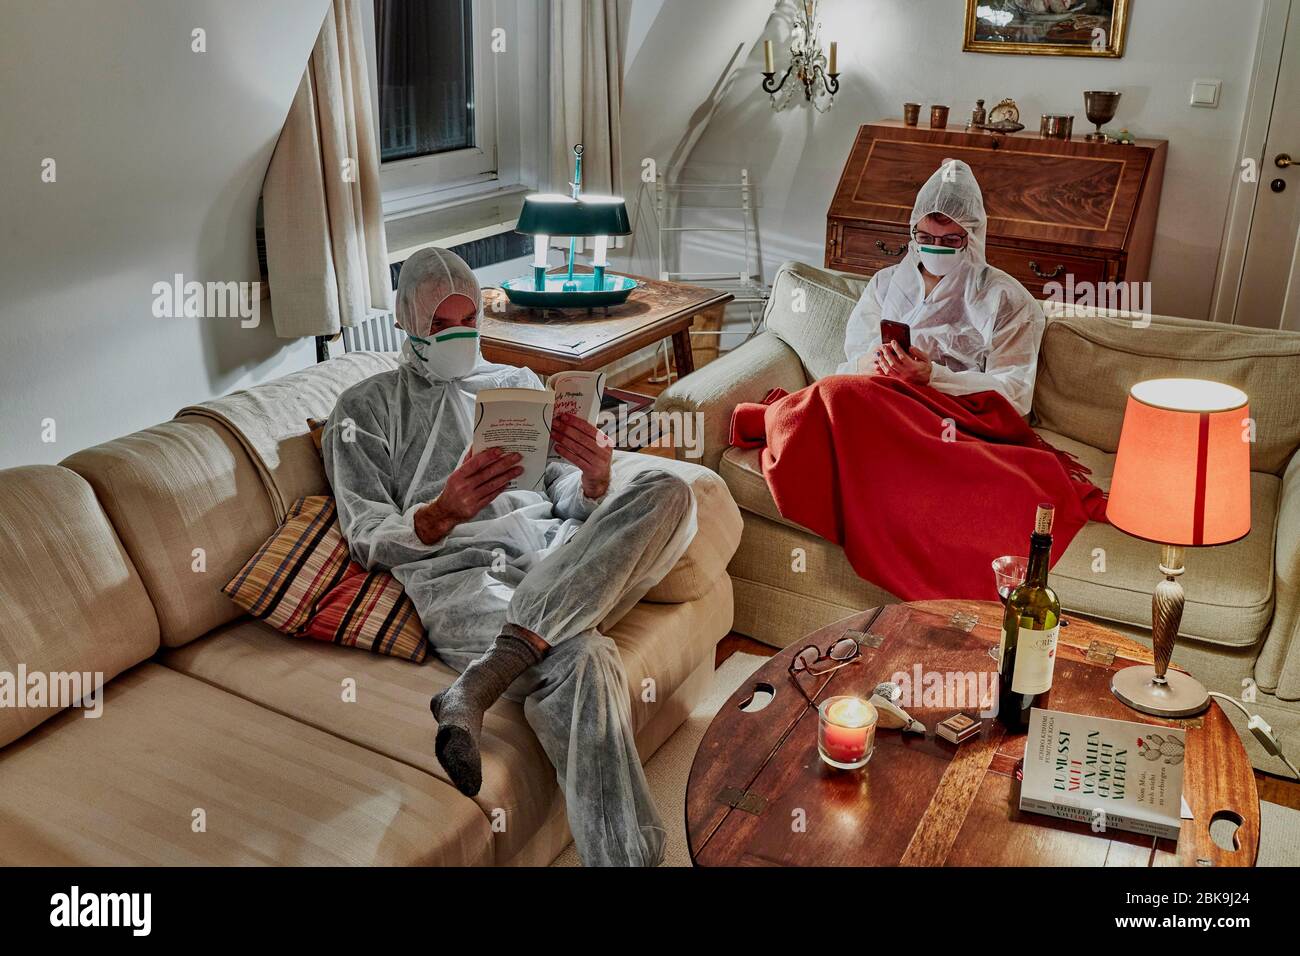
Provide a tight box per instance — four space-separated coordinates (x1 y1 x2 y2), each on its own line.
1010 624 1059 695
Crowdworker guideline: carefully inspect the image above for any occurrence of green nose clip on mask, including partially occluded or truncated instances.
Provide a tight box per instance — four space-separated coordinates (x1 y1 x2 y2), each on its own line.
408 328 482 381
916 244 963 278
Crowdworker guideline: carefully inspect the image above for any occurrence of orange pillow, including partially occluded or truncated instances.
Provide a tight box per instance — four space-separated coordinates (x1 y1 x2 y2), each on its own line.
223 496 428 663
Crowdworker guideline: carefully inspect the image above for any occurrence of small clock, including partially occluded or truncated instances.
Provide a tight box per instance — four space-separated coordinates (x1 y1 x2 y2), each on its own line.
987 98 1020 125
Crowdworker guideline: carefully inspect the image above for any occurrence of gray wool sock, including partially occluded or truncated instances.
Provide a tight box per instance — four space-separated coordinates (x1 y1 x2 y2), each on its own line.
430 632 543 796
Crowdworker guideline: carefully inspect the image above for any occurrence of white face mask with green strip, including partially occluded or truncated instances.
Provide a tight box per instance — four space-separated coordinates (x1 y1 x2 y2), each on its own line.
407 327 481 381
916 243 964 278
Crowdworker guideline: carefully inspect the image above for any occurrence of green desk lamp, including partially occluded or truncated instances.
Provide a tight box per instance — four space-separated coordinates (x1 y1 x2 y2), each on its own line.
501 144 635 309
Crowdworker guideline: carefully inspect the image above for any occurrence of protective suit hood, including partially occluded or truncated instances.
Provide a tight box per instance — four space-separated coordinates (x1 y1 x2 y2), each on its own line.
908 158 988 268
394 247 490 383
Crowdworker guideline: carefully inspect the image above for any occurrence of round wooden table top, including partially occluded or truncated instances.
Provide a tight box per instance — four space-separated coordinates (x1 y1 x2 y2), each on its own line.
686 600 1259 867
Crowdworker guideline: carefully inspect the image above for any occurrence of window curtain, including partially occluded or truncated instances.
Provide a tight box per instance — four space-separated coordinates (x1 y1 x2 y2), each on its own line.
550 0 624 202
262 0 392 339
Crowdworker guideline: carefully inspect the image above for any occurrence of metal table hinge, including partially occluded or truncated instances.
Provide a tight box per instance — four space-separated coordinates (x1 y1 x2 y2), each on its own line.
717 786 767 816
844 628 884 649
949 611 980 633
1086 640 1118 665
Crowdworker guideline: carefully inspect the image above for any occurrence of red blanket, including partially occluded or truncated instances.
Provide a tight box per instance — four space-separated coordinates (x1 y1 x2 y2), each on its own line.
729 376 1108 602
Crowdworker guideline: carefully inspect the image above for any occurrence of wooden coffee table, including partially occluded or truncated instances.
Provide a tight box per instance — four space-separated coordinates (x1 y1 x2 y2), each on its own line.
479 271 731 379
686 600 1259 867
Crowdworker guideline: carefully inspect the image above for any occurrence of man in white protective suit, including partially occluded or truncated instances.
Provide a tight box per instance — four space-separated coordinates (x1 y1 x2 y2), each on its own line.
837 159 1044 416
322 247 697 867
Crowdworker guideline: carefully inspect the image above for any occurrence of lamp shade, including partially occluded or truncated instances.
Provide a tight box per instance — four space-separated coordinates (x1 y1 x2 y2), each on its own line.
1106 378 1252 547
516 193 631 238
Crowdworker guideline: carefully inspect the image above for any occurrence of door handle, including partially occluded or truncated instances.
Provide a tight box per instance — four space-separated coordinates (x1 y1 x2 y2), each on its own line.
875 239 907 257
1277 153 1294 169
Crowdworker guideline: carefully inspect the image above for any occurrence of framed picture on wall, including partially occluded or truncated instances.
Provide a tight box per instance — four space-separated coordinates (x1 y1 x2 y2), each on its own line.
963 0 1130 58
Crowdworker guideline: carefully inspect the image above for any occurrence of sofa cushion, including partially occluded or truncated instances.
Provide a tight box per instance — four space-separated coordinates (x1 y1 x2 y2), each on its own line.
0 663 491 865
1034 312 1300 474
61 418 279 648
0 466 160 748
161 577 731 863
718 445 812 534
764 261 865 382
223 495 428 662
627 455 743 603
1036 429 1280 648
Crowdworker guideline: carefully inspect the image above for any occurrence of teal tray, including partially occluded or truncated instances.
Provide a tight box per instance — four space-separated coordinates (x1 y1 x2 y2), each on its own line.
500 273 638 309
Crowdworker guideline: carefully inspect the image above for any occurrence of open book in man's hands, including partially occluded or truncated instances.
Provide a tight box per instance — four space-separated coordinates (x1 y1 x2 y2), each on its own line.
472 370 606 492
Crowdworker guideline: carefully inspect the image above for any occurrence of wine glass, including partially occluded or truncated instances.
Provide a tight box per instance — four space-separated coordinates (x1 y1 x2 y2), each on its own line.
993 554 1030 605
989 555 1029 660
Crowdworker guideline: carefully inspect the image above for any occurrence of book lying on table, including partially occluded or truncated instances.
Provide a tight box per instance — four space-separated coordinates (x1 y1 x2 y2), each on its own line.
472 371 606 493
1019 708 1185 841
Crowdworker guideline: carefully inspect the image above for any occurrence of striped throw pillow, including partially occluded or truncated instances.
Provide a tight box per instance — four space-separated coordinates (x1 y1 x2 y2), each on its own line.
223 496 428 663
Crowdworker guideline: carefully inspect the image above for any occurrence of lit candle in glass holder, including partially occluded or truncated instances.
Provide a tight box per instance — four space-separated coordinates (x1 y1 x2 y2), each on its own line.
818 695 877 769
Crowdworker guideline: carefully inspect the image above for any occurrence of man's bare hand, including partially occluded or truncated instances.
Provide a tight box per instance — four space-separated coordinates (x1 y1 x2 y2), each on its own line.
875 341 932 386
415 448 522 543
552 413 613 499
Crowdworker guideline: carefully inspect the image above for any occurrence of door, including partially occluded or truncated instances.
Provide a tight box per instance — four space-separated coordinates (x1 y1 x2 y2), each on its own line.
1235 2 1300 329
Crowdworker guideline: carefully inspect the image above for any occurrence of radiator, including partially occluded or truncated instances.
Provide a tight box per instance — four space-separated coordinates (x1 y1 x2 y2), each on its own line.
340 311 405 353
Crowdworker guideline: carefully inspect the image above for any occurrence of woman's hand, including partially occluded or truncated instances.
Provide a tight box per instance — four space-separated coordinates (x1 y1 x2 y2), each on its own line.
552 413 613 499
416 448 523 543
874 341 932 386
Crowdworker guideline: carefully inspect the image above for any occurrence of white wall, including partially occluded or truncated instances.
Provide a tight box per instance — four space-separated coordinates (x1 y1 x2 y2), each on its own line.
622 0 1264 323
617 0 780 266
0 0 330 470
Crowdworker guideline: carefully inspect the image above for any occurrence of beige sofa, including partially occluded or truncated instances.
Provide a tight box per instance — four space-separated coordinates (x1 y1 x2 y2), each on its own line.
0 352 742 865
657 260 1300 775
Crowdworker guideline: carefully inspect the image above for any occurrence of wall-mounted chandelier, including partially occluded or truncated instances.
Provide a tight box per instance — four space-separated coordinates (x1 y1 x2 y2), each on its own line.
761 0 840 113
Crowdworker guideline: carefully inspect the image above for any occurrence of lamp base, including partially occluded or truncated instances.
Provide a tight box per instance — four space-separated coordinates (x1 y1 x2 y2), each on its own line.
499 273 638 309
1111 665 1210 718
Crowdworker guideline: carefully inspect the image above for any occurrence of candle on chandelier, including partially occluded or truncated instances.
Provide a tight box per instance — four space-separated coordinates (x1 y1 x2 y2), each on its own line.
829 41 838 75
764 39 774 74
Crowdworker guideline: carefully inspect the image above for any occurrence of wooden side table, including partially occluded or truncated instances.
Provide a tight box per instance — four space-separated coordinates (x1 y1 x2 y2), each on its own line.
479 271 732 380
686 600 1259 867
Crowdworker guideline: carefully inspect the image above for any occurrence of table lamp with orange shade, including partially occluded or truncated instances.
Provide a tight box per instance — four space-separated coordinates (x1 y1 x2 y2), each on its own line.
1106 378 1253 717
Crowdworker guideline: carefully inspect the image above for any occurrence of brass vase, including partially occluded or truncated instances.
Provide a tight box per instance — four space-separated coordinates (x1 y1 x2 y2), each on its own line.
1084 90 1122 142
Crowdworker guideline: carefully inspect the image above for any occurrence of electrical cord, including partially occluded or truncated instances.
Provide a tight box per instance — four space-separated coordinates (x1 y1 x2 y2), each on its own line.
1208 691 1300 779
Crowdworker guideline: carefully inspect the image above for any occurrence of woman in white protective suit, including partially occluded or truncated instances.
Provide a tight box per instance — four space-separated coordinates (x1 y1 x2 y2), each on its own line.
836 159 1044 416
322 247 697 867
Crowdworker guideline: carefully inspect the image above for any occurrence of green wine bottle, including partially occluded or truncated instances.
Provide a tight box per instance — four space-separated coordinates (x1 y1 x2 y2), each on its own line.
997 504 1061 732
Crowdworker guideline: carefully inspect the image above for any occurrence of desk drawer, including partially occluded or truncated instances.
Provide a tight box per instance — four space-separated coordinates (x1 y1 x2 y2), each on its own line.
828 224 1122 301
827 222 910 276
986 245 1115 299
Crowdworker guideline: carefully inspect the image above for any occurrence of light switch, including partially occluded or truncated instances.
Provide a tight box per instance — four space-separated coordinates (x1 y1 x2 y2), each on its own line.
1190 79 1221 108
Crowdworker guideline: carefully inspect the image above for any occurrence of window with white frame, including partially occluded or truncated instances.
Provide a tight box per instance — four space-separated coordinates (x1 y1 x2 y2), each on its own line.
364 0 547 220
369 0 497 196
